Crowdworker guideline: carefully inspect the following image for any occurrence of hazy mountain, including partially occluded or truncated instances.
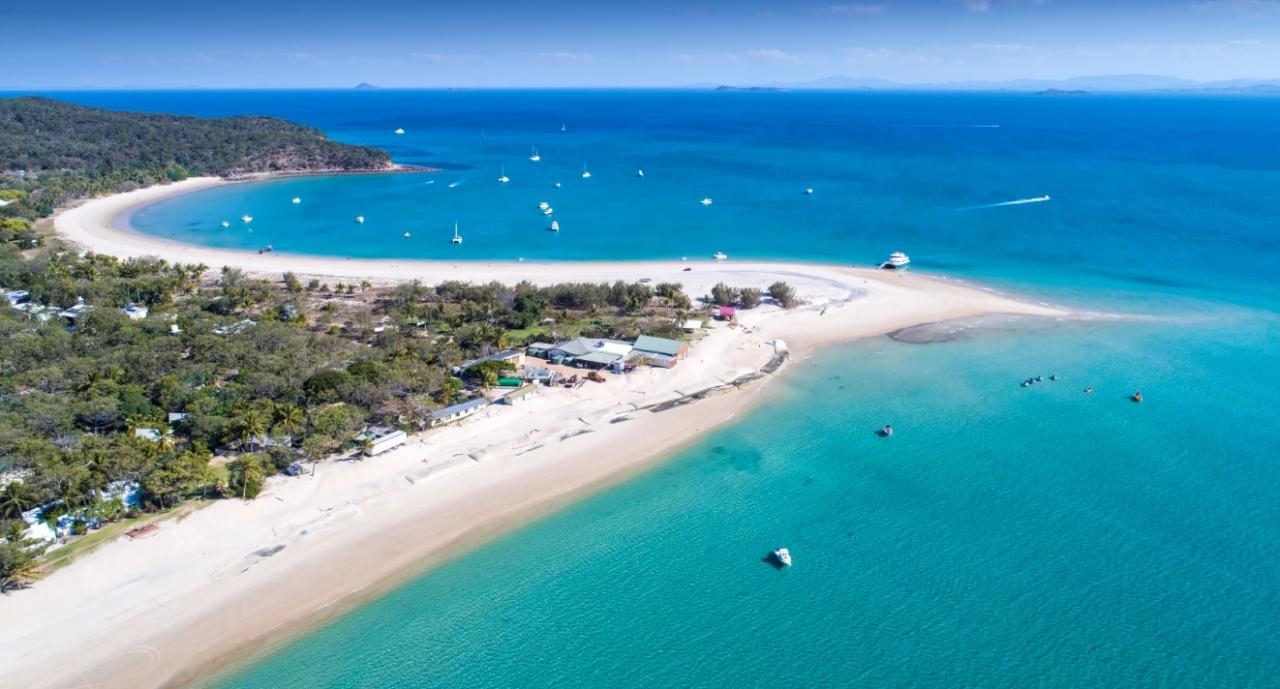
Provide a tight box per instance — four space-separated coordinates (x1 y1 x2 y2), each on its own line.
747 74 1280 93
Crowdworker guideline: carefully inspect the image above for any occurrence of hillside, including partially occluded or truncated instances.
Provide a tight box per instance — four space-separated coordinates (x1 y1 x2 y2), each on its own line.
0 97 392 222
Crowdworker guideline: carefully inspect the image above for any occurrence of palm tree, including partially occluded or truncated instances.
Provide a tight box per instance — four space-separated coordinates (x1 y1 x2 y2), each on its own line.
234 409 269 450
273 403 305 437
360 279 372 293
0 482 36 519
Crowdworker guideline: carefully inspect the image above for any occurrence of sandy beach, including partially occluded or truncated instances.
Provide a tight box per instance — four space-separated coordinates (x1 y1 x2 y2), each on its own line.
1 178 1068 689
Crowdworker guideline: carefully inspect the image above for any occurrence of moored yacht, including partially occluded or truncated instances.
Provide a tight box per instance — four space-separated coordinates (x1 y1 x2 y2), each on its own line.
291 197 301 204
529 147 541 162
355 216 365 224
241 214 253 223
549 220 560 232
543 206 554 216
804 187 814 195
772 548 792 567
880 251 911 270
394 127 405 135
403 231 411 238
451 223 463 244
498 166 510 183
220 220 231 228
538 201 550 210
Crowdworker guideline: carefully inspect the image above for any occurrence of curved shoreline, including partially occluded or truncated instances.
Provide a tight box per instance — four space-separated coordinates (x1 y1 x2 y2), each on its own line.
3 180 1070 689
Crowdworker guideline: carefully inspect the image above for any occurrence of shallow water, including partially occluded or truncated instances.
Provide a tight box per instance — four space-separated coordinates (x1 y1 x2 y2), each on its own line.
24 89 1280 688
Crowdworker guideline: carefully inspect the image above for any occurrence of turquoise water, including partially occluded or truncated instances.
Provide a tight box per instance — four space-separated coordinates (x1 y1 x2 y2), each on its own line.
22 90 1280 687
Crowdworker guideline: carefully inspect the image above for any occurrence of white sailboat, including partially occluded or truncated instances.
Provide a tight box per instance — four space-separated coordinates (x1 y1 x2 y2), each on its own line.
403 231 411 238
498 166 510 183
581 163 591 179
560 123 567 132
636 169 645 178
451 223 463 244
529 147 541 162
772 548 792 567
355 216 365 224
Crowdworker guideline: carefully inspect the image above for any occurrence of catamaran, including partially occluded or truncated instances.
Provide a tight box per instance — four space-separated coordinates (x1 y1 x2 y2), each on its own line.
529 147 541 162
451 223 463 244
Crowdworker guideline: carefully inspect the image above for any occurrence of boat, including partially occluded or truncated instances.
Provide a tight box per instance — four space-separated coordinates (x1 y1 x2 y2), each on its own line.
529 147 541 162
355 216 365 224
538 201 550 210
713 251 728 261
403 232 411 238
804 188 814 195
549 220 560 232
498 166 510 183
291 197 301 204
560 123 567 132
1132 391 1143 403
241 214 253 223
636 169 645 178
700 197 713 206
448 181 461 189
581 163 592 179
451 223 463 244
880 251 911 270
394 128 405 135
220 220 230 228
554 181 562 188
880 424 893 437
1085 386 1095 394
772 548 793 567
543 207 554 216
1050 374 1059 381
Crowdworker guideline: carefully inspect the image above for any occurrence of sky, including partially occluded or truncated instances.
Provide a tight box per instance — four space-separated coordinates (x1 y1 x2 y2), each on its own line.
4 0 1279 88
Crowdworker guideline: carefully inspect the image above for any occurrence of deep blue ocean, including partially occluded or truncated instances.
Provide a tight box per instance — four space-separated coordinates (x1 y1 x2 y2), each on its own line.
22 90 1280 688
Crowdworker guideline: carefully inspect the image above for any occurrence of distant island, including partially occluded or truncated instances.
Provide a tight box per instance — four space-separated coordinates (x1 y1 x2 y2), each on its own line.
354 82 379 90
0 97 393 220
1036 89 1090 96
715 85 783 92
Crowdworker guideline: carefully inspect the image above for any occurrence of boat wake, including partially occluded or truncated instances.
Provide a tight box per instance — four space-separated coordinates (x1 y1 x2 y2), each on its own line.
968 195 1051 209
447 180 463 189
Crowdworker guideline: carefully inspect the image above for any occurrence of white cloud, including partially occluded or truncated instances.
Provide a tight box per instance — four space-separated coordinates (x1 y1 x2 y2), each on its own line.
819 3 888 15
410 52 475 62
1190 0 1280 13
746 48 804 63
963 0 992 11
528 52 595 64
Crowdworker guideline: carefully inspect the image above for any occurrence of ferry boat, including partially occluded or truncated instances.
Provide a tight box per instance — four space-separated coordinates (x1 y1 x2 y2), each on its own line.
713 251 728 261
241 214 253 223
291 197 301 204
355 216 365 224
772 548 793 567
451 223 463 245
549 220 560 232
880 251 911 270
529 147 541 162
700 197 713 206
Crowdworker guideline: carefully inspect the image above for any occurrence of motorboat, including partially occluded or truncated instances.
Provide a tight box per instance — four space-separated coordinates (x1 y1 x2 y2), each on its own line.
291 197 301 204
549 220 560 232
772 548 792 567
1132 391 1143 403
804 188 814 195
554 181 562 188
241 214 253 223
220 220 230 228
355 216 365 224
538 201 550 210
403 232 411 238
880 251 911 270
543 207 554 216
451 223 463 244
880 424 894 437
636 169 645 178
394 127 405 135
713 251 728 261
700 197 713 206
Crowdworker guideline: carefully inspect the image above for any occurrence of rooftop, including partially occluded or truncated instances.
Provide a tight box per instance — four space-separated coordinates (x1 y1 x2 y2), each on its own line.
633 335 685 357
